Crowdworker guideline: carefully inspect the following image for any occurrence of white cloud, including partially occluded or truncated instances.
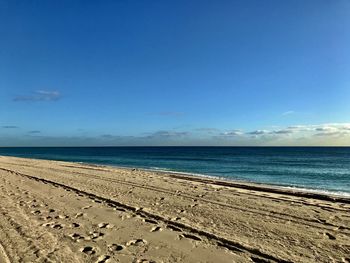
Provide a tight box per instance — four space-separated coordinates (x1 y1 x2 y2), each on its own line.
2 123 350 146
282 110 295 116
146 130 190 138
247 130 270 135
220 130 244 136
272 129 294 135
14 90 61 102
245 123 350 139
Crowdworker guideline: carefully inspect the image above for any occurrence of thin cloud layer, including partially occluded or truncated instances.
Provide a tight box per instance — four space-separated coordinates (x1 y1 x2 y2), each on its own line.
245 123 350 138
282 111 295 116
213 123 350 145
247 130 269 135
149 111 185 117
146 130 189 139
28 130 41 134
220 130 244 136
14 90 61 102
196 128 220 133
1 123 349 146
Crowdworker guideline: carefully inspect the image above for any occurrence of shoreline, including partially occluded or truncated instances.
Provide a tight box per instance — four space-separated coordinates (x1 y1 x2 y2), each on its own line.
3 153 350 200
0 152 350 199
5 154 350 201
0 155 349 262
136 166 350 200
72 160 350 202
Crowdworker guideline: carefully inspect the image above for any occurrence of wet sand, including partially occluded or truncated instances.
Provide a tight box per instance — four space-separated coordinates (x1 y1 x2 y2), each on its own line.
0 156 349 262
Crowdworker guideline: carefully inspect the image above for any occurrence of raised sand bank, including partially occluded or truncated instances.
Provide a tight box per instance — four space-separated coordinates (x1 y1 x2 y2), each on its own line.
0 156 349 262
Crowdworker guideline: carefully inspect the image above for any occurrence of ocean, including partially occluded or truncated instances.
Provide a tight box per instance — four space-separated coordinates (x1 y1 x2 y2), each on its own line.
0 147 349 197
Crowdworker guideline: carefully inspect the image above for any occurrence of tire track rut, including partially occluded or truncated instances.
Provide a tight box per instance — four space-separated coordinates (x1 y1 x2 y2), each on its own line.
3 162 350 234
1 167 292 263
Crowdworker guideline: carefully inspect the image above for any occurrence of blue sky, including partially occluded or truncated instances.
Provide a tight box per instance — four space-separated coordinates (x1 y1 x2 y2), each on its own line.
1 0 350 146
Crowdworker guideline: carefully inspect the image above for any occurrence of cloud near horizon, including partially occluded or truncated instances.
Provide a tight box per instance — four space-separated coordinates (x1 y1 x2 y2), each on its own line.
146 130 190 139
219 130 244 136
244 123 350 138
13 90 61 102
1 123 350 147
28 130 41 134
187 123 350 144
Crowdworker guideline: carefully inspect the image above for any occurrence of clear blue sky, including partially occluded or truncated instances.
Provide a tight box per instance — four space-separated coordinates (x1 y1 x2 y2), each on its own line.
1 0 350 146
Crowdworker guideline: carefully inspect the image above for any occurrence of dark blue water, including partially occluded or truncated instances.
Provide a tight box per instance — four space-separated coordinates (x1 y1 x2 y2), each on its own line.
0 147 349 196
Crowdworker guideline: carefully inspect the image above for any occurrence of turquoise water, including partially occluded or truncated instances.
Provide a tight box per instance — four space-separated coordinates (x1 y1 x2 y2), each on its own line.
0 147 349 196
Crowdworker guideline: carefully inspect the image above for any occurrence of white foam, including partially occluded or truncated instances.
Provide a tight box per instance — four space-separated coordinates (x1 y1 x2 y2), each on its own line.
280 186 350 198
138 167 350 198
95 163 350 198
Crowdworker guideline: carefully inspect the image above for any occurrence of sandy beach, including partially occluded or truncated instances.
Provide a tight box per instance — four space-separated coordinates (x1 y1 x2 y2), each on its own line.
0 156 349 263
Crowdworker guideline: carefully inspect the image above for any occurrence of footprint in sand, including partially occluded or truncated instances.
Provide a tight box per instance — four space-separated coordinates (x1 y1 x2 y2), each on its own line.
96 255 111 263
80 246 96 255
31 210 42 215
108 244 125 252
71 222 80 228
18 201 26 207
41 221 61 228
42 222 53 227
75 212 86 218
88 231 105 241
69 233 84 242
51 223 64 230
325 232 336 240
55 214 69 219
97 222 113 229
126 239 147 246
150 226 162 232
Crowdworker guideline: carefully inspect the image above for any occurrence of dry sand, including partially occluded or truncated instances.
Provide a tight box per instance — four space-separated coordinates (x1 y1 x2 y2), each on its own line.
0 156 349 263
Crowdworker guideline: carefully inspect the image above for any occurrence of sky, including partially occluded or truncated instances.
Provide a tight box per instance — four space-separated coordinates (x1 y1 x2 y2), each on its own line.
1 0 350 146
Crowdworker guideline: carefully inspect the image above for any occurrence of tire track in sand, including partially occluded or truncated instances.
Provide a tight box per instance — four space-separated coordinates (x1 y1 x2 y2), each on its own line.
0 167 292 263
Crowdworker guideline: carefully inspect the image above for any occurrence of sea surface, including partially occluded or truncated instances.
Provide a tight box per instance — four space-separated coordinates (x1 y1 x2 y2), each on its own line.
0 147 349 197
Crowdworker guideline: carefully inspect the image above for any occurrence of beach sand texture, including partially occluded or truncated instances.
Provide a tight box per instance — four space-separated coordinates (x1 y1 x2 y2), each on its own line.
0 156 349 263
